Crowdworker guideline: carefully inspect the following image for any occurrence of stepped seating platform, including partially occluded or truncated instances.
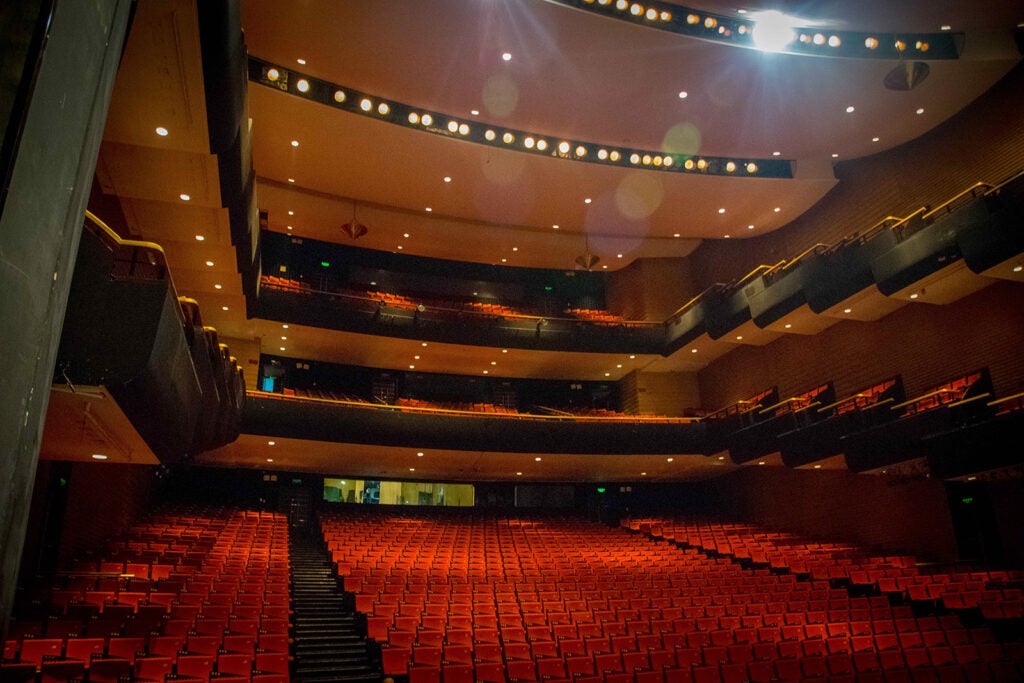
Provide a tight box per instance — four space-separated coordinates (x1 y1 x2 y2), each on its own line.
3 507 293 683
318 506 1024 683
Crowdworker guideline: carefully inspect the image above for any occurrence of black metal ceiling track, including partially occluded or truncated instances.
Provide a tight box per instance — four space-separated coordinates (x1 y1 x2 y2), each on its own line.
198 0 262 306
246 56 793 180
544 0 964 60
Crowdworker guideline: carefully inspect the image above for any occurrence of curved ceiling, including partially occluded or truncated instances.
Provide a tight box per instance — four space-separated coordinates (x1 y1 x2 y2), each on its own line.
240 0 1022 268
86 0 1023 480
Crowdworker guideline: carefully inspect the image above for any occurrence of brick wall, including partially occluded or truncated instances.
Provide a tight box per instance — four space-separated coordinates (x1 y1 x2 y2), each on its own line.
702 466 960 563
697 279 1024 412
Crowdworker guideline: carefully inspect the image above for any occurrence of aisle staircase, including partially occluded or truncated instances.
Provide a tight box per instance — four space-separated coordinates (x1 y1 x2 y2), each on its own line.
289 530 382 683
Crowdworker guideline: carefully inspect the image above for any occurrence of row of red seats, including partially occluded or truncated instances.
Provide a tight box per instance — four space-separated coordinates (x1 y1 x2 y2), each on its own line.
3 507 292 683
317 507 1024 681
624 515 1024 623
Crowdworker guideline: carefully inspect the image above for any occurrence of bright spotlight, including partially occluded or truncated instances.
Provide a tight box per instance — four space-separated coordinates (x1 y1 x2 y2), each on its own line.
751 10 799 52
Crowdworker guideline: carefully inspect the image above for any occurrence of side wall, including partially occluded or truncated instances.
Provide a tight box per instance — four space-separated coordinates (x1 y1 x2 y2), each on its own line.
697 279 1024 411
698 467 960 563
58 462 158 565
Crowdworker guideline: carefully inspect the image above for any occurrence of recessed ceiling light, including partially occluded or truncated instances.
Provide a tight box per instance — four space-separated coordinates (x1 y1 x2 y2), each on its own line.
91 454 108 460
772 151 781 156
784 323 792 329
281 336 287 340
205 261 214 267
616 364 622 368
266 458 274 463
414 355 419 360
673 233 680 238
535 457 542 461
736 335 743 341
268 441 275 446
723 235 731 239
180 194 191 201
288 178 295 183
667 457 674 462
516 471 523 476
397 245 404 250
221 306 229 311
910 292 919 299
502 349 508 353
409 467 415 472
845 105 855 113
773 207 781 212
512 247 518 252
288 210 294 215
940 25 951 31
296 58 306 65
717 455 725 460
421 342 428 346
501 258 507 263
425 207 432 212
280 347 286 351
283 324 289 329
831 153 839 158
490 361 497 365
287 226 293 231
584 198 592 204
502 52 512 61
409 365 415 369
155 127 168 137
443 176 452 183
470 110 479 116
813 464 822 469
758 461 766 465
872 136 880 142
641 472 647 476
916 108 925 115
678 91 688 99
844 308 852 313
291 140 299 147
417 452 424 457
403 233 410 238
483 370 489 374
604 372 611 377
195 235 204 241
617 254 623 258
691 348 698 353
602 265 608 269
747 225 755 230
552 224 559 229
718 208 726 214
214 284 222 289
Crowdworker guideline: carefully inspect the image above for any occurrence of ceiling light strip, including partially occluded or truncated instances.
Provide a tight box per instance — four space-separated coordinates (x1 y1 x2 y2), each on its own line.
550 0 962 60
248 57 791 179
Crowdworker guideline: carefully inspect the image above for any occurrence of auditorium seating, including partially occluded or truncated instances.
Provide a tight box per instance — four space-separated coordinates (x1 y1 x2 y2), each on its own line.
318 506 1024 683
3 507 291 683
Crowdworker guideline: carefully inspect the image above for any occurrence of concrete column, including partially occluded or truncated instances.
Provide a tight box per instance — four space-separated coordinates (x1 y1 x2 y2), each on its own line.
0 0 133 639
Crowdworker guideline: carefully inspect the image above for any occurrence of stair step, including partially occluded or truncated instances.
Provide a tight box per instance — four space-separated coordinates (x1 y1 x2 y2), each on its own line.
289 533 378 683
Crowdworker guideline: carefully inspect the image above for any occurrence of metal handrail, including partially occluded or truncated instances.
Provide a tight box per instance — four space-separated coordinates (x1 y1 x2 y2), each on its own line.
922 181 991 220
248 390 699 423
84 210 186 328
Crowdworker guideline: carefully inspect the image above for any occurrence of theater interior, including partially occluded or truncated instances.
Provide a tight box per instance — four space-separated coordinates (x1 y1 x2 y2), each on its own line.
1 1 1023 682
